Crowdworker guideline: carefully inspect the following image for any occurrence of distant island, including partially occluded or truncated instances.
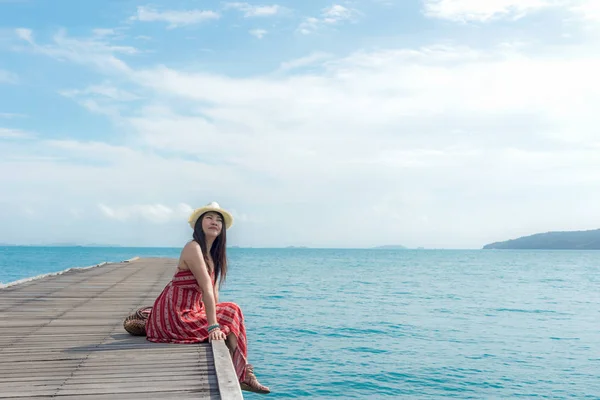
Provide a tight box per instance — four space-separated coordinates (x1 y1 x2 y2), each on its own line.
373 245 407 249
483 228 600 250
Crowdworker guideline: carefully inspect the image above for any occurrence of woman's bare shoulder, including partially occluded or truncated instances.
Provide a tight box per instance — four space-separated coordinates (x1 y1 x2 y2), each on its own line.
181 240 204 261
182 240 200 253
177 241 199 270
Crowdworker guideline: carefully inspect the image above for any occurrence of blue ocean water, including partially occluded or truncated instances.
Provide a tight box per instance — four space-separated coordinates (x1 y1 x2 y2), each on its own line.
0 246 182 285
1 246 599 399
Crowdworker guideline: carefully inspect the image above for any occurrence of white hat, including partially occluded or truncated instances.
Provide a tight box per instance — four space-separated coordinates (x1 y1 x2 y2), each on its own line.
188 202 234 230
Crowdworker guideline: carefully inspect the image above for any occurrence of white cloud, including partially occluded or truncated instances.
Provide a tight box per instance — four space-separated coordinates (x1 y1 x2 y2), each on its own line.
130 6 220 28
135 44 600 246
14 28 136 73
224 2 283 17
7 28 600 248
322 4 359 23
279 52 333 71
92 28 116 37
98 203 193 223
249 29 268 38
371 0 395 5
60 84 139 102
15 28 33 43
422 0 600 23
0 113 26 118
297 17 320 35
0 70 18 84
0 128 31 138
571 0 600 21
422 0 556 22
0 137 254 246
298 4 360 34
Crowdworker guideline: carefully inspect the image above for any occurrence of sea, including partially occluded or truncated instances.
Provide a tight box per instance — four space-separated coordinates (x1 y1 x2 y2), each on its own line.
1 246 599 399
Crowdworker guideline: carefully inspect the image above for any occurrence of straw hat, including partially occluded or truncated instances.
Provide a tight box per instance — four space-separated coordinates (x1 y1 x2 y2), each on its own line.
188 201 234 230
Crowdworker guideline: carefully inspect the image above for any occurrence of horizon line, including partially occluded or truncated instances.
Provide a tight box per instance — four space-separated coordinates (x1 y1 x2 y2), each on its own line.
0 243 480 250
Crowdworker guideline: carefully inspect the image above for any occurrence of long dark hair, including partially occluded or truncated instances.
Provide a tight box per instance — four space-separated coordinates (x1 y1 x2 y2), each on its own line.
192 212 228 287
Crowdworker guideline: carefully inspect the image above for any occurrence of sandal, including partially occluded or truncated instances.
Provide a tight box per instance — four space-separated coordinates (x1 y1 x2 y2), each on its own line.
240 364 270 394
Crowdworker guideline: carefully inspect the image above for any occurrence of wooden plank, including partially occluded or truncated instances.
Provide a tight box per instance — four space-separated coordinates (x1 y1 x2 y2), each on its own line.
52 391 220 400
0 373 215 384
212 340 244 400
0 360 214 372
0 257 244 399
0 389 220 399
0 371 216 382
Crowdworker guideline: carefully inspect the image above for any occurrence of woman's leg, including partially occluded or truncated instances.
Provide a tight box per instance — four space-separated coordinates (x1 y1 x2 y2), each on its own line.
225 332 238 357
216 302 248 381
216 302 269 393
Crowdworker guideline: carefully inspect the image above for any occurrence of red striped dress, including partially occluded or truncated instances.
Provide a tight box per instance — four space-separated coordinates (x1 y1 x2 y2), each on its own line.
145 269 248 382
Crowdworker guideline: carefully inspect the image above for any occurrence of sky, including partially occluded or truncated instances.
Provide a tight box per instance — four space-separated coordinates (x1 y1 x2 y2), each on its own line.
0 0 599 249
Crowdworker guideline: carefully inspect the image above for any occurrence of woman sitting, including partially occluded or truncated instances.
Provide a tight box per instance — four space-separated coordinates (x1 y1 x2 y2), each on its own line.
145 201 270 394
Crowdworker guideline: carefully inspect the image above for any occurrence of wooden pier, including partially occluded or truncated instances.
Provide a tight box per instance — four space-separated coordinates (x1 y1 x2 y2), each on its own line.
0 257 243 399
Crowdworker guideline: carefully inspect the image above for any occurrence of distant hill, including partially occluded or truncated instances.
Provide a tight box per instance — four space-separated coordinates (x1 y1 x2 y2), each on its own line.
373 245 407 249
483 229 600 250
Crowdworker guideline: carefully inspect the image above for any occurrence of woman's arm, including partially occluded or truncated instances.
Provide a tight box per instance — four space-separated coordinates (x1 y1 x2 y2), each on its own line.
214 281 219 304
183 242 218 326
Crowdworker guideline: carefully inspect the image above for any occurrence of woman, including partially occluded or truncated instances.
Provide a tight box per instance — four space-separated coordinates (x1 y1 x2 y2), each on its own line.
145 201 270 394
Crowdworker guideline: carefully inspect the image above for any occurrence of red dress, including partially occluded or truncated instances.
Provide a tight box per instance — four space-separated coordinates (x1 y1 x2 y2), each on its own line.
145 269 248 382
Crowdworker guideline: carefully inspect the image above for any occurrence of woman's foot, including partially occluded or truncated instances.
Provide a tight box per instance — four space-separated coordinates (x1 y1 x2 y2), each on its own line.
240 364 270 394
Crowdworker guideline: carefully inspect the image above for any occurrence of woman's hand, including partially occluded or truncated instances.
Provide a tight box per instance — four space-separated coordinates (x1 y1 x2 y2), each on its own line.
208 328 226 342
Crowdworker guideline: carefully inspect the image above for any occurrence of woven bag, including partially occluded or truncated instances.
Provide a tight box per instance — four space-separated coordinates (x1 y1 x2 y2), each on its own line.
123 306 152 336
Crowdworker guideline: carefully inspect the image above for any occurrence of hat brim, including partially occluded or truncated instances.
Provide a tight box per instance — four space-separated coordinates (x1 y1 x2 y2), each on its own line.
188 206 234 230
